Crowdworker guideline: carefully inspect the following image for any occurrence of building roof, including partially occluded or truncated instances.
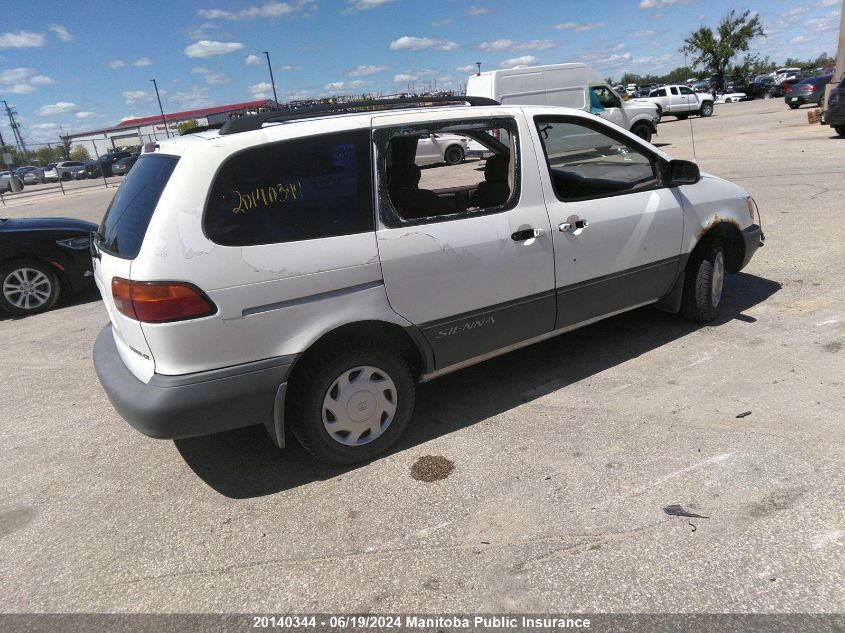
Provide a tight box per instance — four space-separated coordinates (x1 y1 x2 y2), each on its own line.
68 99 278 138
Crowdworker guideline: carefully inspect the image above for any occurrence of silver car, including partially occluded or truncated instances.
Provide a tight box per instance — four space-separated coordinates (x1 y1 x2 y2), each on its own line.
45 161 87 182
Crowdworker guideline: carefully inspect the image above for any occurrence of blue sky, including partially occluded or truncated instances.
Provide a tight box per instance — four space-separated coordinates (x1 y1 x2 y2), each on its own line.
0 0 840 145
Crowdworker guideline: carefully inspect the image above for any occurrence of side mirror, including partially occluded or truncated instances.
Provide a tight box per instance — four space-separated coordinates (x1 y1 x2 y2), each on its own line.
667 159 700 186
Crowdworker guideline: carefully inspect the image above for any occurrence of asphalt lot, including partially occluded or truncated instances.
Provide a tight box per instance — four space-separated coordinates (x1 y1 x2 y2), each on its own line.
1 99 843 614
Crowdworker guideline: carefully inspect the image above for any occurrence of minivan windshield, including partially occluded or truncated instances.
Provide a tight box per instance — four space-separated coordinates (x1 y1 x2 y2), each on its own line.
98 154 178 259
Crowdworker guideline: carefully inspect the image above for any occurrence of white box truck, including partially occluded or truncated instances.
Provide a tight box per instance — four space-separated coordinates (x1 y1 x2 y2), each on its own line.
466 63 660 142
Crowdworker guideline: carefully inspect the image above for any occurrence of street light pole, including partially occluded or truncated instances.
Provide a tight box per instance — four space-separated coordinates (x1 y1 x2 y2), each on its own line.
263 51 279 105
150 79 170 138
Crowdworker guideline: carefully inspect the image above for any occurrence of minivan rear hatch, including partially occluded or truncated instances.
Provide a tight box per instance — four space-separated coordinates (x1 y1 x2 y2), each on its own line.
92 154 179 382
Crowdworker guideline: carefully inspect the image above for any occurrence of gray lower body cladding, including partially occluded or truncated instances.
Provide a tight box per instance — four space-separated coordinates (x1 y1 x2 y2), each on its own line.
94 325 295 440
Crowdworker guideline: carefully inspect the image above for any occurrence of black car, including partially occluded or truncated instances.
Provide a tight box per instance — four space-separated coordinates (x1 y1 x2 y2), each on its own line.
825 76 845 137
84 151 132 178
0 217 98 316
110 154 138 176
785 75 832 109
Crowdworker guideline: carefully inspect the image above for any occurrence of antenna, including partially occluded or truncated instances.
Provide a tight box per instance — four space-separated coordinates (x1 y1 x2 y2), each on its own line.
684 52 698 162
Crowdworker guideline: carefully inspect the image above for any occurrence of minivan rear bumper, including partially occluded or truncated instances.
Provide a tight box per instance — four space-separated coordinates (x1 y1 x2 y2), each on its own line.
94 324 295 440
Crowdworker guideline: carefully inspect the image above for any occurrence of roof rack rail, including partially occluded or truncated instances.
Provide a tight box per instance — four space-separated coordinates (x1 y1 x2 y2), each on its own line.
180 122 225 136
217 95 500 136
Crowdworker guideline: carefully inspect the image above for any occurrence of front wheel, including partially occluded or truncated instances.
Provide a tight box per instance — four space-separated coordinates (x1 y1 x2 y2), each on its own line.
788 103 800 110
0 260 60 316
699 102 714 117
288 342 415 464
444 145 465 166
681 241 725 322
631 123 652 143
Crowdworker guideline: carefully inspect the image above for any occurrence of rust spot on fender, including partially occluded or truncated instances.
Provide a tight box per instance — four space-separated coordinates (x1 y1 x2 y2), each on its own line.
698 214 741 240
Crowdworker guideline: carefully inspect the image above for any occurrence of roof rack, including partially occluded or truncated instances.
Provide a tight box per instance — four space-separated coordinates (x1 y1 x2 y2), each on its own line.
217 95 500 136
180 122 225 136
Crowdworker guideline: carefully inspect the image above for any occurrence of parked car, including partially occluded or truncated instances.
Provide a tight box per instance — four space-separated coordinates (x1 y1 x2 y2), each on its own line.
0 171 24 193
415 133 468 166
14 166 38 179
641 84 715 119
42 163 58 182
22 168 46 185
715 92 747 103
45 161 87 181
110 154 139 176
91 96 764 464
824 75 845 137
785 75 833 109
466 63 660 142
0 216 97 316
83 151 132 178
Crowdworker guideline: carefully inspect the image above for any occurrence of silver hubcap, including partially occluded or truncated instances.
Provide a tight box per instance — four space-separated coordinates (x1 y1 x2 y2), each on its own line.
3 268 52 310
711 251 725 308
322 365 397 446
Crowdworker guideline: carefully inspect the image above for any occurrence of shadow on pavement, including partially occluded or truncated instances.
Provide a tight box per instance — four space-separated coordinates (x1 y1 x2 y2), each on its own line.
176 272 781 499
0 284 100 322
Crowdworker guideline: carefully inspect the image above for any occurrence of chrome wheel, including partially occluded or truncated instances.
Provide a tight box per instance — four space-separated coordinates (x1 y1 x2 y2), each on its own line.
322 365 398 446
3 267 53 311
711 250 725 308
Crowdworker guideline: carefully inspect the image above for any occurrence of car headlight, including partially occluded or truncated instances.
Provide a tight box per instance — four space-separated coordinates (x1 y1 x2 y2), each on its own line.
56 235 92 250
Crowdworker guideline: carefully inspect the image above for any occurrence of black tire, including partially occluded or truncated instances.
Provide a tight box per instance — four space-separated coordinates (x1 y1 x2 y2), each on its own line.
699 102 714 117
0 260 61 316
444 145 465 166
631 123 652 143
680 240 726 322
835 125 845 137
788 103 800 110
675 113 689 120
287 341 415 465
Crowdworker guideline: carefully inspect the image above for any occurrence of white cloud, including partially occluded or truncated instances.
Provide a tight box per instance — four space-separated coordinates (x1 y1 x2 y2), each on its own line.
49 24 73 42
466 6 489 16
191 66 230 84
29 75 54 85
323 80 367 91
394 73 418 82
10 84 36 94
107 60 127 69
31 123 58 130
389 36 459 51
805 10 840 32
325 81 346 91
456 64 477 73
342 0 395 13
75 112 95 119
0 68 54 94
816 0 838 6
0 31 45 48
35 102 77 116
198 1 304 20
245 54 262 65
432 18 453 26
479 39 556 53
168 86 212 108
184 40 245 58
631 29 656 37
133 57 152 67
121 90 152 105
248 81 273 98
638 0 690 8
500 55 538 68
347 64 388 76
554 21 606 32
278 64 300 71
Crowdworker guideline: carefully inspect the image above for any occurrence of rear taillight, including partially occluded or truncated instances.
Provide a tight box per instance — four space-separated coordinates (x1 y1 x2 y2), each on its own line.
111 277 216 323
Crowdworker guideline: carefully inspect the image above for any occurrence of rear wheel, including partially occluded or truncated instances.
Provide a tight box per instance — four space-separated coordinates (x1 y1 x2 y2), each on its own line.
631 123 653 143
288 341 415 465
835 125 845 137
444 145 465 166
0 260 60 316
681 241 725 322
788 103 800 110
699 102 714 117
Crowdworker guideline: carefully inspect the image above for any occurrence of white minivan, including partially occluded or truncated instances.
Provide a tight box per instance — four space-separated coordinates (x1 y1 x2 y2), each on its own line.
92 97 763 464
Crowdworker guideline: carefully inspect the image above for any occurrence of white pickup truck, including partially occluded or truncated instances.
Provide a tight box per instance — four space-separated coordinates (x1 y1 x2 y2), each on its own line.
639 85 715 120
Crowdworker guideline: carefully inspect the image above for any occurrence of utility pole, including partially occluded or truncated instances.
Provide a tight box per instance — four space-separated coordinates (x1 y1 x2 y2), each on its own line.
150 79 170 138
1 100 25 154
263 51 279 105
823 0 845 111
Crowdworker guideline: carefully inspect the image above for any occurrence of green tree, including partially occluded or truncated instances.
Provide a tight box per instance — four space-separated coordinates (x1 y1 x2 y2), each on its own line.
175 119 200 135
69 145 91 162
59 135 72 160
683 9 765 91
